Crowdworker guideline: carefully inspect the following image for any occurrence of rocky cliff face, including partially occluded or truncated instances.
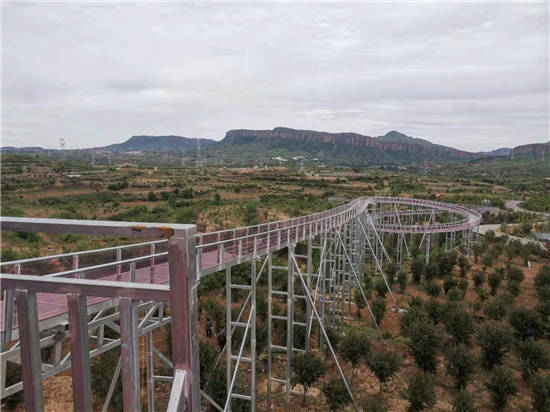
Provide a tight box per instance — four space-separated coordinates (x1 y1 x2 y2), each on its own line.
223 127 475 160
512 142 550 157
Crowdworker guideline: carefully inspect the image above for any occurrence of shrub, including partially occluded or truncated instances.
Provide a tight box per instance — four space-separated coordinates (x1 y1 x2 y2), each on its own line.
354 288 366 317
506 265 524 283
407 321 442 372
411 258 424 283
444 276 458 294
200 340 218 386
488 271 503 295
400 304 430 338
424 282 441 297
407 371 436 412
322 378 351 411
516 338 549 380
424 260 440 281
291 352 327 405
453 390 477 412
366 348 401 386
486 367 517 411
458 255 471 277
535 265 550 302
372 298 387 324
425 299 443 324
91 348 123 411
339 328 370 376
484 296 509 320
506 280 521 297
443 305 475 345
362 392 388 412
477 324 512 369
375 279 388 298
446 344 476 389
448 286 465 302
472 272 485 288
531 373 550 412
509 308 544 340
398 271 408 292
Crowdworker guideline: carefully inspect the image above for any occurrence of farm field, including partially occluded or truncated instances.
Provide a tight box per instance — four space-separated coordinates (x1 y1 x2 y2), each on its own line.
1 154 549 412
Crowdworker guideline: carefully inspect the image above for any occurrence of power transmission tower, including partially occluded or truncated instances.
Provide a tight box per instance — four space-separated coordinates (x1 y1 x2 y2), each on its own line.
196 140 202 167
59 138 66 161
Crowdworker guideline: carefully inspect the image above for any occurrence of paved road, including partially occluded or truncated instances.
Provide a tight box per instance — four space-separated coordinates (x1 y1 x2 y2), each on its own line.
478 223 547 250
506 200 550 217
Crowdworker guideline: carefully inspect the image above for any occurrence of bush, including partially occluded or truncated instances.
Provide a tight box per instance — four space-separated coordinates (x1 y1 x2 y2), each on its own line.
446 344 476 389
506 265 524 283
477 324 512 369
443 305 475 345
509 308 544 340
339 328 370 376
322 378 351 411
506 280 521 297
453 390 477 412
516 338 549 380
407 321 442 372
486 367 517 411
488 271 503 296
444 276 458 294
398 271 408 292
372 298 387 324
375 279 388 298
425 299 444 325
366 348 401 386
407 371 436 412
424 260 440 281
412 258 425 283
362 392 388 412
531 373 550 412
472 272 485 288
448 286 465 302
91 348 123 411
291 352 327 405
400 304 430 338
458 255 471 277
535 265 550 302
484 296 509 321
424 282 441 297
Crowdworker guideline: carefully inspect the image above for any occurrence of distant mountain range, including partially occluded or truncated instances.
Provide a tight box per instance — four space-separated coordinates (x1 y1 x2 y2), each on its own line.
2 127 548 165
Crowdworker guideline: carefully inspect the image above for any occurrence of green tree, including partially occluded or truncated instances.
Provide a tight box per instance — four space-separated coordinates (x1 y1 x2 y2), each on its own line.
291 352 327 405
372 298 387 324
397 271 408 292
509 308 544 341
339 328 370 378
486 367 517 411
322 378 351 411
516 338 549 380
477 324 511 369
407 371 436 412
375 279 388 298
411 258 425 283
458 255 471 278
443 305 475 345
531 373 550 412
453 390 477 412
407 320 442 372
446 344 476 389
353 288 366 317
488 270 503 296
366 348 401 387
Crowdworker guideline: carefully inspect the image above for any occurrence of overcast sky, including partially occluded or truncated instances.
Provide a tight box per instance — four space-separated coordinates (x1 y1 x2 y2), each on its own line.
2 2 549 151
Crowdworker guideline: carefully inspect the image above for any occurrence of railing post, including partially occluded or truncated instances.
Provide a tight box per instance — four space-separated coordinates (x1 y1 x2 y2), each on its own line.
67 294 93 412
168 226 199 412
16 289 44 412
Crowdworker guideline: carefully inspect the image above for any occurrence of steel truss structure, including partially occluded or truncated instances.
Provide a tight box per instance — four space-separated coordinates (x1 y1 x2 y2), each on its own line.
0 197 481 411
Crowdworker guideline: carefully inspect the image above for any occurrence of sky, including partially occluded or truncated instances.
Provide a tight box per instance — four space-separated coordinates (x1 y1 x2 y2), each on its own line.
2 2 549 152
